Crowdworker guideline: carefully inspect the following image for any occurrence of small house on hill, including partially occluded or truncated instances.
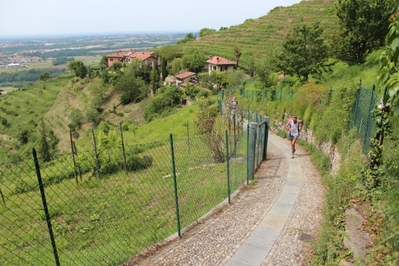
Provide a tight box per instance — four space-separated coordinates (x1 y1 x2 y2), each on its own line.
106 50 127 67
206 55 236 75
175 70 197 87
126 51 158 66
106 49 159 67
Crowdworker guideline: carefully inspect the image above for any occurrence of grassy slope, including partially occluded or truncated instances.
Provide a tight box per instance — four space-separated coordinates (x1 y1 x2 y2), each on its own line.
0 0 340 160
0 0 394 264
179 0 338 68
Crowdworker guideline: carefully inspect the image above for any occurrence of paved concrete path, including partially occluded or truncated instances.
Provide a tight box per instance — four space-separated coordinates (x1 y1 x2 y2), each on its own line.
124 132 324 266
225 134 302 266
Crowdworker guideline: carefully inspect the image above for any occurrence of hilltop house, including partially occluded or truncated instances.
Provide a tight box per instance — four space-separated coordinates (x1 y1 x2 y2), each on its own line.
125 51 158 66
206 55 236 75
106 49 158 67
175 70 197 87
106 50 126 67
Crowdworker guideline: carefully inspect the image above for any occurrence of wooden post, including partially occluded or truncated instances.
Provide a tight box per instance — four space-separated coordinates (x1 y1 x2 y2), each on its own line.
91 129 100 181
186 120 190 154
119 122 127 173
69 130 78 185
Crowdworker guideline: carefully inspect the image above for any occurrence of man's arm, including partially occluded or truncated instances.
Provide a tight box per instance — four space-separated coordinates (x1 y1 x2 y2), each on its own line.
285 120 291 131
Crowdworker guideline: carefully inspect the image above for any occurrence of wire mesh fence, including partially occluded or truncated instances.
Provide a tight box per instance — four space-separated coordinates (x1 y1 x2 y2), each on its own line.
0 112 268 265
352 86 378 153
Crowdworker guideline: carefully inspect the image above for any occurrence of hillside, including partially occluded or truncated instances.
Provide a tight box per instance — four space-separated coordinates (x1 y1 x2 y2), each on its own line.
0 0 339 160
1 0 399 264
178 0 339 69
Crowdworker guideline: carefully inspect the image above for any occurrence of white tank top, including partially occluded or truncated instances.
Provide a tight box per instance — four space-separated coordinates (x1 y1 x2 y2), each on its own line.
290 120 299 136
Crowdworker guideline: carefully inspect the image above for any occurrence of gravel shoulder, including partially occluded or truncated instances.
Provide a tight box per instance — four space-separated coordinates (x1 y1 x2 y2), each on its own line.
122 133 325 266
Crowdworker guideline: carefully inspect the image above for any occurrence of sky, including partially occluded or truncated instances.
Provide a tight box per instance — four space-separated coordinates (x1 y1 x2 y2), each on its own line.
1 0 301 37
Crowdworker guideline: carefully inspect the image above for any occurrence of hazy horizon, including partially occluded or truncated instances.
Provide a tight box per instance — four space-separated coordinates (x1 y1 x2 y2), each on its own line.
1 0 301 37
0 30 193 40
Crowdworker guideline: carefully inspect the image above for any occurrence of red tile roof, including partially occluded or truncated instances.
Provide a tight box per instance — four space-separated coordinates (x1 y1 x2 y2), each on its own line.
128 51 155 61
175 71 197 79
206 55 236 66
107 50 126 59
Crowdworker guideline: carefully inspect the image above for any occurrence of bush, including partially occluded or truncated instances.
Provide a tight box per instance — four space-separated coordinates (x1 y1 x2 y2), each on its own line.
144 86 181 122
125 154 153 171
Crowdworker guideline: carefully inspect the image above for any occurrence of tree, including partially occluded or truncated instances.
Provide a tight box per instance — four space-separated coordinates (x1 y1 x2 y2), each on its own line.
156 45 182 61
68 60 87 79
194 99 225 163
17 128 30 145
227 69 246 86
199 28 216 38
209 71 228 89
171 58 184 75
101 69 111 84
114 67 148 105
69 109 83 130
110 61 122 72
182 49 207 73
39 72 50 81
161 57 168 81
36 119 58 162
277 21 332 83
176 33 196 44
255 59 276 90
134 61 151 83
143 86 182 122
234 48 242 68
100 55 108 69
150 64 160 95
379 13 399 110
335 0 397 65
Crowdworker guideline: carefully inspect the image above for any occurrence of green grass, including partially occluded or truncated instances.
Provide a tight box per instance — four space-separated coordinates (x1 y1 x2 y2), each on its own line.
0 77 69 158
0 86 249 265
0 131 245 265
75 55 102 66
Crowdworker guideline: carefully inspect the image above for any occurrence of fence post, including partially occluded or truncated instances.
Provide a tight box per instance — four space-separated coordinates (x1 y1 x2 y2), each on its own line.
248 122 257 181
119 122 128 174
246 123 250 185
233 113 236 158
169 134 181 237
363 85 376 152
32 148 60 266
73 141 83 182
263 117 270 160
69 130 78 185
353 89 361 130
225 130 231 204
186 120 190 154
91 129 101 181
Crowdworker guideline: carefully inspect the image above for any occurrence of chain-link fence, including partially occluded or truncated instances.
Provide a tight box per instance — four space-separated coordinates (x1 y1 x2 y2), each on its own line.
1 112 269 265
352 86 378 153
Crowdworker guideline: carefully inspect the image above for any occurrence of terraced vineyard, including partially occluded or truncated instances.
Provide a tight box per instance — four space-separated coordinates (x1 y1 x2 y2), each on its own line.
178 0 338 69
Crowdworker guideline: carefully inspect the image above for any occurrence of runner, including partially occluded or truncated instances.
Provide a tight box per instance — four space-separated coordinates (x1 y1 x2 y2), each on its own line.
285 115 303 158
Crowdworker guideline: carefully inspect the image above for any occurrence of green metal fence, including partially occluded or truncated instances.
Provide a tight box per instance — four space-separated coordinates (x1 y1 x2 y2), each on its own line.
0 114 269 265
352 86 378 153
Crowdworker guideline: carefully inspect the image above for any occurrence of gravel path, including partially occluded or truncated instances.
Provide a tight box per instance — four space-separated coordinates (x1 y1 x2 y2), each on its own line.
122 133 325 266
